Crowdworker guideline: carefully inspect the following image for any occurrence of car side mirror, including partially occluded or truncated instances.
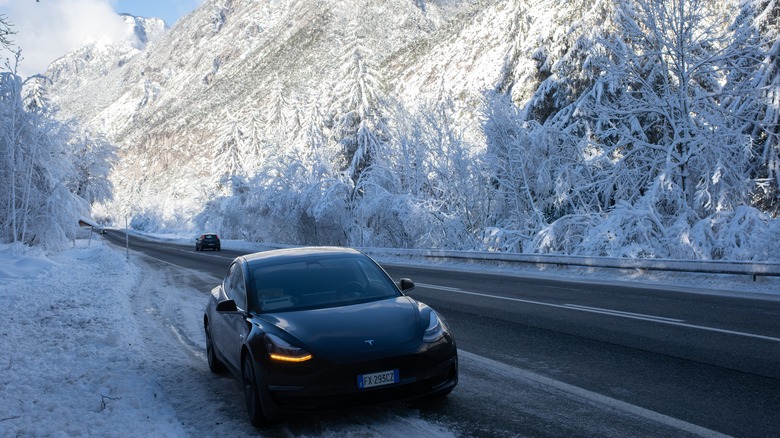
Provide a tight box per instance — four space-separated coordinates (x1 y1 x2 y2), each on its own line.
399 278 415 292
216 299 238 312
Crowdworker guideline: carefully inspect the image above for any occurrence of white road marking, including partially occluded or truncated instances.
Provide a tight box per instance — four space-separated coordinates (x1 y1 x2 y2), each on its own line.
418 283 780 343
458 349 730 438
180 248 234 259
563 303 685 322
137 253 222 281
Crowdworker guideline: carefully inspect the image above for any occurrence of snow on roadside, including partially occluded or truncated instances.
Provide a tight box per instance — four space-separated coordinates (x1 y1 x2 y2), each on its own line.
0 241 187 437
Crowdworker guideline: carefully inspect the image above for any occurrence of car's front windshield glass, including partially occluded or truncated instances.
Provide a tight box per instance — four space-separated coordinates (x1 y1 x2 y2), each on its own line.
250 255 401 312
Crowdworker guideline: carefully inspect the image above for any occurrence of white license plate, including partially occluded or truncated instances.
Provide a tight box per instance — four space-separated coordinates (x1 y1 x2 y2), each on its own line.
357 369 399 389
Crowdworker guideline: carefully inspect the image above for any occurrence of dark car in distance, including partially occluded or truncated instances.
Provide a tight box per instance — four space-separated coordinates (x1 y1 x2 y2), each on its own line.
203 247 458 426
196 233 220 251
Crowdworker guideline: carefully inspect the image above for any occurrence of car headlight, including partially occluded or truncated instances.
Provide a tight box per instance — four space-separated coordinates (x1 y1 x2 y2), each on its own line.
423 311 445 343
264 333 312 362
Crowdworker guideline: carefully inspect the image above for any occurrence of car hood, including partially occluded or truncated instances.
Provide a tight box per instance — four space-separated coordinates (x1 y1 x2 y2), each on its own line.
260 296 420 361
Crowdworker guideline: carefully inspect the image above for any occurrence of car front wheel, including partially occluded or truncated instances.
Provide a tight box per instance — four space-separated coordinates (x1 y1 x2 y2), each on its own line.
243 355 270 427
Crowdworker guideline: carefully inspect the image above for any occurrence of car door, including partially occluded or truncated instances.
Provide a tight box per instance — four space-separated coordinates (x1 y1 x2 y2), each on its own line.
218 261 251 372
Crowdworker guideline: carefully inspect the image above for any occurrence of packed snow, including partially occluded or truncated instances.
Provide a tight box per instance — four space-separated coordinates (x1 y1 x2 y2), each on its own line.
0 241 190 437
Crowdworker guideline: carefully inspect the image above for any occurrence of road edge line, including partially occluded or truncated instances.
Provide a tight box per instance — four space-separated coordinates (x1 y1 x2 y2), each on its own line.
458 349 731 438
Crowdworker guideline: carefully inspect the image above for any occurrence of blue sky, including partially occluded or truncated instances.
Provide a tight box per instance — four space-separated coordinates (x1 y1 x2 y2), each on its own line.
0 0 203 77
113 0 203 27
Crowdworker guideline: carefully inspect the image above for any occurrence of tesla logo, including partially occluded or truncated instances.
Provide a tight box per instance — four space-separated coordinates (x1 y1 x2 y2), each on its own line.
364 339 375 346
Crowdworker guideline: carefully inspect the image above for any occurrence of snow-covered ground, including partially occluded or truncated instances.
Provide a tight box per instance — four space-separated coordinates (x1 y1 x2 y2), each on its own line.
0 240 192 437
1 234 778 437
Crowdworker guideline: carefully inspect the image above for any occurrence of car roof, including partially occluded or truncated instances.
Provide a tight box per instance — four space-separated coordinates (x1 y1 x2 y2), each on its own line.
241 246 362 267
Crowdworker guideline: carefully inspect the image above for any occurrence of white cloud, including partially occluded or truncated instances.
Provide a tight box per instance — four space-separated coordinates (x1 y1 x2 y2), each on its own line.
0 0 131 77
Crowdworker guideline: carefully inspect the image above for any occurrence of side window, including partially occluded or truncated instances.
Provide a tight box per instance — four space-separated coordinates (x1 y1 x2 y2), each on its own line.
225 262 248 310
223 263 236 297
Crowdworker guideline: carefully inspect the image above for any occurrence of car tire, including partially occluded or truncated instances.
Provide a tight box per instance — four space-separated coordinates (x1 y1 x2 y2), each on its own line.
243 355 270 427
205 324 225 374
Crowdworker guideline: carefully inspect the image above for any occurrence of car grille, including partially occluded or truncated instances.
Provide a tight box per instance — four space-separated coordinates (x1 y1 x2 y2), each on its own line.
269 356 457 411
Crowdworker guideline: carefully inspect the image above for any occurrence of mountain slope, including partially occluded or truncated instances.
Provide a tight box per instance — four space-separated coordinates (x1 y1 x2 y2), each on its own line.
48 0 510 226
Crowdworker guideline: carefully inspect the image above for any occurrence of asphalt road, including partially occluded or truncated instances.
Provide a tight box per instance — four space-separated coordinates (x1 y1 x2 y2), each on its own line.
103 230 780 437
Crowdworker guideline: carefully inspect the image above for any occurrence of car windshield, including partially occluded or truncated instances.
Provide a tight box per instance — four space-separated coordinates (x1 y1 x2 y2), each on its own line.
250 255 401 312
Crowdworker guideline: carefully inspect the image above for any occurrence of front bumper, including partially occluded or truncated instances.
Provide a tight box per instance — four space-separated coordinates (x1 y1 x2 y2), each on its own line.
258 340 458 416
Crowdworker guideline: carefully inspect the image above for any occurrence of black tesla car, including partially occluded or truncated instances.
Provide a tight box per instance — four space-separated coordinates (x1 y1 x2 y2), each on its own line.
203 247 457 425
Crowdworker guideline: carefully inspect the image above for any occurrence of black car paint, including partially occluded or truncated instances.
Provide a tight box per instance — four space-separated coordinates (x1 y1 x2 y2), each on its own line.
256 297 420 359
203 247 458 424
196 234 220 251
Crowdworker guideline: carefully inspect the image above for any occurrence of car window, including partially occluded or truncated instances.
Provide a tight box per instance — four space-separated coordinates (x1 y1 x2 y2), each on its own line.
225 262 247 310
250 255 400 312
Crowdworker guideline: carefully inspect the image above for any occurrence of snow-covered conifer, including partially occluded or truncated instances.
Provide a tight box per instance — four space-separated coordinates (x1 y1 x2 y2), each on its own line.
329 30 389 185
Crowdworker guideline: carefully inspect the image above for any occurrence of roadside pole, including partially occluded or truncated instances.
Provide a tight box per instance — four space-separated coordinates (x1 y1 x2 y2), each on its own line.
125 217 129 261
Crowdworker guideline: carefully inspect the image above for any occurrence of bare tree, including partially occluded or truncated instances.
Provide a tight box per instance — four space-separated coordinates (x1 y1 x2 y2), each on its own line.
0 14 14 50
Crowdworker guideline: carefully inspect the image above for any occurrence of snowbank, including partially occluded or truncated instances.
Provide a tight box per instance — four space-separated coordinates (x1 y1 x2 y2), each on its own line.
0 241 187 437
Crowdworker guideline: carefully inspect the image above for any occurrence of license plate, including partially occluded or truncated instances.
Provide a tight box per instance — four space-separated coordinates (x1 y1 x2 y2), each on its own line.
357 369 399 389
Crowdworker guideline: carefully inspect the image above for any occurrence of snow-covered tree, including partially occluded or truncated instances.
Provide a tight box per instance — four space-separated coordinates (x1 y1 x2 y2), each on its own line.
264 75 293 142
585 0 752 214
239 111 267 174
524 0 771 259
729 0 780 215
485 93 551 251
212 113 246 192
504 0 617 122
22 75 49 112
328 30 389 185
67 130 116 205
0 60 89 249
409 88 488 249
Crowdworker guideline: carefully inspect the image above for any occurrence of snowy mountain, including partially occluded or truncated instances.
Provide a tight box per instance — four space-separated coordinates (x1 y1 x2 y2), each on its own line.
42 0 779 261
47 14 166 125
47 0 508 227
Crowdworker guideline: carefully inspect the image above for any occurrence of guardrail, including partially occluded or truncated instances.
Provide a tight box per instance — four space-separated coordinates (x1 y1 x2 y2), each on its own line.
361 248 780 280
109 230 780 281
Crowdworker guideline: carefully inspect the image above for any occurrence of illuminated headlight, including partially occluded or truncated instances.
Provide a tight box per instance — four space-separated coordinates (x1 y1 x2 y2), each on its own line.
423 311 445 343
264 333 312 362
